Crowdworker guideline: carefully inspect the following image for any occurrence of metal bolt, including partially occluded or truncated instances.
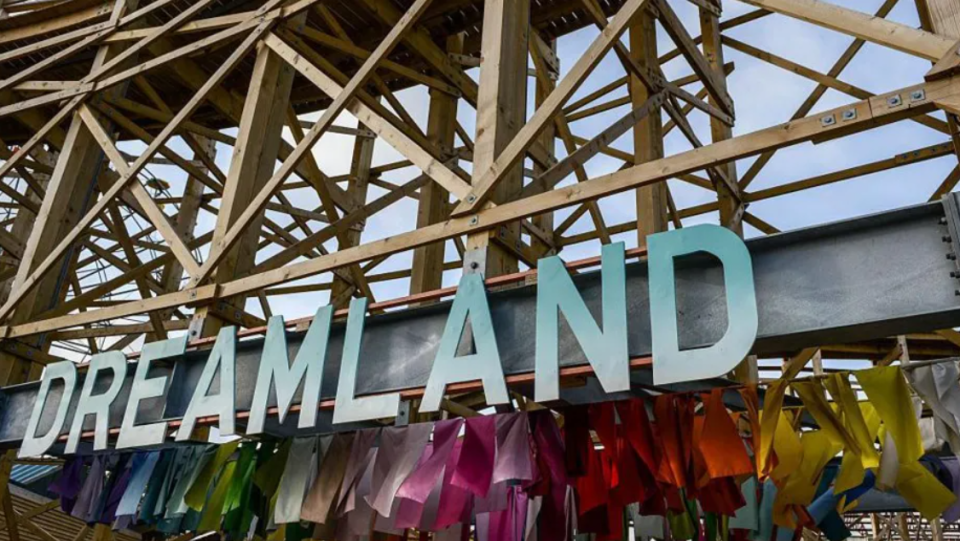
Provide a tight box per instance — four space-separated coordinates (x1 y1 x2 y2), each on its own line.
466 194 477 203
470 261 479 270
951 271 959 278
469 216 479 226
955 289 960 296
841 109 857 121
910 89 926 102
887 94 903 107
820 114 836 127
945 235 953 242
948 253 957 260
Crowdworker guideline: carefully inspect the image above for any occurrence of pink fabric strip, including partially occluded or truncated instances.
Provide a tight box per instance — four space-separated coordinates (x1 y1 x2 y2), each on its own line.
531 410 570 541
432 440 473 530
451 415 497 497
393 442 436 529
398 418 464 503
492 413 534 485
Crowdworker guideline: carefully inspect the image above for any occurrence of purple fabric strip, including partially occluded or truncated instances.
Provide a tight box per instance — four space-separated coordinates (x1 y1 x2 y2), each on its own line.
481 486 528 541
71 456 106 523
474 481 509 514
943 458 960 522
451 416 497 497
433 440 473 531
344 449 377 537
51 457 84 514
398 418 463 504
100 454 134 524
366 423 432 517
492 413 534 485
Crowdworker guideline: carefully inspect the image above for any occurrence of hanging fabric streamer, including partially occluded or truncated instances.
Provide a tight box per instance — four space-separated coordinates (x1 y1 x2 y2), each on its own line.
274 437 317 524
301 432 352 523
367 423 432 517
699 388 753 479
451 415 498 497
858 366 957 519
398 418 463 504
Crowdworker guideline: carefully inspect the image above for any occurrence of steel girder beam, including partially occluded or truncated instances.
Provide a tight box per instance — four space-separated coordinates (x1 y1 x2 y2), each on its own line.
1 195 960 448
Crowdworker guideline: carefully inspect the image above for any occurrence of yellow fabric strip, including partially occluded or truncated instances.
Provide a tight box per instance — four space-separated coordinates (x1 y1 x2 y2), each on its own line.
770 410 802 482
825 373 879 468
856 366 956 518
185 441 240 511
778 430 841 507
856 366 923 463
759 379 788 480
792 381 859 453
896 462 957 520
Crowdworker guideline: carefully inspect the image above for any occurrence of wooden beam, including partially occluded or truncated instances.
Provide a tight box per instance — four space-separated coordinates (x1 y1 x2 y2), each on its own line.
738 0 955 61
654 0 734 117
410 34 461 296
452 0 649 216
631 2 668 248
0 21 271 333
4 78 958 339
737 0 901 189
463 0 530 277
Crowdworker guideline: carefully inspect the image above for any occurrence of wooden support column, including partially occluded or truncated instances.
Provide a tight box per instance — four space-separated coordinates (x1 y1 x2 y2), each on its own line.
331 128 375 308
410 35 462 295
631 4 667 248
0 0 136 385
158 136 212 299
700 3 744 235
0 149 55 302
701 0 754 382
531 36 558 257
190 41 296 339
464 0 530 278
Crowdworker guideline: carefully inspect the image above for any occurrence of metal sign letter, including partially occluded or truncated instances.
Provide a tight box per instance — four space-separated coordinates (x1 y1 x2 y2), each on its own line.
19 361 77 458
116 336 188 449
65 351 127 454
248 307 333 434
535 242 629 402
175 326 237 441
333 297 401 424
648 225 759 384
420 273 508 413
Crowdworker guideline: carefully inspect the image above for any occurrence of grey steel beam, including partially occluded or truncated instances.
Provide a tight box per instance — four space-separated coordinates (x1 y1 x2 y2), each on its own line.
1 196 959 448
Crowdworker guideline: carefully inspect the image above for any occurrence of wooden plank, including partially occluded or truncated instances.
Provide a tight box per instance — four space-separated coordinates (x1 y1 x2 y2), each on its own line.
654 0 734 116
462 0 530 277
737 0 901 189
4 78 957 338
630 5 668 248
410 36 460 296
738 0 955 61
76 104 201 278
451 0 650 216
528 32 610 245
0 21 272 328
190 0 441 289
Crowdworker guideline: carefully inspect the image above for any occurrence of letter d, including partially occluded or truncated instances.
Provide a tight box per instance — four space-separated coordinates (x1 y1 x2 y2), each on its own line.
648 225 758 384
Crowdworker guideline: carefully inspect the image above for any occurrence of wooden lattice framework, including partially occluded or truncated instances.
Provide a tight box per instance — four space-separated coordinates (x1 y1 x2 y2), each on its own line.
4 0 960 538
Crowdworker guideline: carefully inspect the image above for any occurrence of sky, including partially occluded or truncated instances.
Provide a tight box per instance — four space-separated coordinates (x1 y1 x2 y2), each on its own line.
74 0 954 364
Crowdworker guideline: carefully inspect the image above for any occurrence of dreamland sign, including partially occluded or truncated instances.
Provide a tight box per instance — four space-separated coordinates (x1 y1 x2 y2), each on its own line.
20 225 758 458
